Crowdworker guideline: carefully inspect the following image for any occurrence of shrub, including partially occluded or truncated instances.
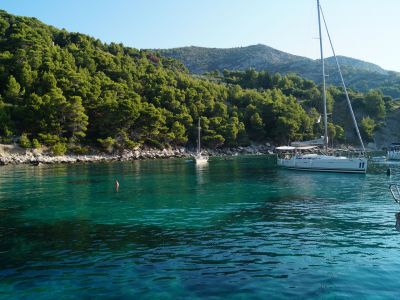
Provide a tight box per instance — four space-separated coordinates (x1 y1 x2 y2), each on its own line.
0 136 13 144
360 117 376 142
32 138 41 149
145 138 164 149
52 142 67 156
124 138 139 150
67 144 90 154
19 133 31 148
97 137 115 153
38 133 61 146
203 134 225 148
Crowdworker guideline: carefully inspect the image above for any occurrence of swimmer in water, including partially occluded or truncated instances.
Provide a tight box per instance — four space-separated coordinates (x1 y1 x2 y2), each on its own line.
396 212 400 231
115 179 119 192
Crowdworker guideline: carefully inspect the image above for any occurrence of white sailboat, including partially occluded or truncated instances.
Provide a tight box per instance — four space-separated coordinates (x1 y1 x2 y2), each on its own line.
194 119 209 164
277 0 367 174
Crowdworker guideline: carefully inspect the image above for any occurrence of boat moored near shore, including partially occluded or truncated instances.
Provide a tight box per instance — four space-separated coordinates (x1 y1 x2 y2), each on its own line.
276 146 367 173
277 0 368 174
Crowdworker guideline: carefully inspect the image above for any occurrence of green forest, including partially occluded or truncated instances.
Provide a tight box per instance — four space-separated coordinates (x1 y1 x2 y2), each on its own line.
0 10 396 155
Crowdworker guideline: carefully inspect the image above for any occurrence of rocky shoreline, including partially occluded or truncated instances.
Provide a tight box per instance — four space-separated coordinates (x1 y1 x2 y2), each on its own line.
0 144 275 166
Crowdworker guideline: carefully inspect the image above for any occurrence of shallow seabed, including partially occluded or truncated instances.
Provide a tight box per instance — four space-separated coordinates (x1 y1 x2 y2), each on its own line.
1 156 400 299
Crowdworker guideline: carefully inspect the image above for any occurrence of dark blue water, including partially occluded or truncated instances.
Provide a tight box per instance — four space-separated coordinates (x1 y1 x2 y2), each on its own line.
1 156 399 299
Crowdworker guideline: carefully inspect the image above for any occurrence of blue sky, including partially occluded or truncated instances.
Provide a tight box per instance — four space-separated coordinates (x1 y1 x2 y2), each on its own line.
1 0 399 71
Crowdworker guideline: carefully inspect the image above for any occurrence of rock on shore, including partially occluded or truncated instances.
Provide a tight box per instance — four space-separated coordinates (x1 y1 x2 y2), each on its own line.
0 144 275 166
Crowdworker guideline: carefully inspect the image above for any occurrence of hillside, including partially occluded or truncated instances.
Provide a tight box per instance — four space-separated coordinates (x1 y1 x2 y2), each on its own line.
0 10 397 154
0 10 323 153
157 44 400 98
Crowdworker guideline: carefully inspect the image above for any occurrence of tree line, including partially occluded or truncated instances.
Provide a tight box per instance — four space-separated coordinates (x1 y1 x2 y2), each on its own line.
0 11 393 154
210 69 395 144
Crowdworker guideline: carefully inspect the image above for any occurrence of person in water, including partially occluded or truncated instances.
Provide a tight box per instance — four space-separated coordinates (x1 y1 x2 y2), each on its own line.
115 179 119 192
395 212 400 231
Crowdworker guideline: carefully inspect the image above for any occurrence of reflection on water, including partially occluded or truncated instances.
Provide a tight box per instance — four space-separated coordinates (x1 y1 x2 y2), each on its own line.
195 160 208 186
1 156 400 299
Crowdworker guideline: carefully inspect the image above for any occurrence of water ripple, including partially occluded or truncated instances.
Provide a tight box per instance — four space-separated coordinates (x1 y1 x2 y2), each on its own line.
1 157 400 299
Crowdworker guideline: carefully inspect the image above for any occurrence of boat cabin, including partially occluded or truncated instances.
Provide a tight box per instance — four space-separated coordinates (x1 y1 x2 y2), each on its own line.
389 143 400 152
388 143 400 160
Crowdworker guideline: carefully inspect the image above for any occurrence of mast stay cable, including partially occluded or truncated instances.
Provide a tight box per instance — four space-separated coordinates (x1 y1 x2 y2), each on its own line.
319 4 366 153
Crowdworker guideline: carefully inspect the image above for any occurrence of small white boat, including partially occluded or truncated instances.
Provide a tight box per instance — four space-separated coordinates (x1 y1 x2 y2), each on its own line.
195 155 208 164
277 0 367 174
194 119 208 164
388 143 400 160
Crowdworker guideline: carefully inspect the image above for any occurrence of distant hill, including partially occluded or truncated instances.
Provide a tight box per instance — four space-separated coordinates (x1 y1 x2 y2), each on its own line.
157 44 400 98
324 56 387 75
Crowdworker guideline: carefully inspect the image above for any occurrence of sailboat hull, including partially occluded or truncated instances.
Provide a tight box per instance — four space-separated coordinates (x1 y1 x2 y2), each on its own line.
195 155 209 164
277 155 367 174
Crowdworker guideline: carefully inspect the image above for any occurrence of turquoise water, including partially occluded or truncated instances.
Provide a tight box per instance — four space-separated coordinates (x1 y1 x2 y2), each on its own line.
1 156 400 299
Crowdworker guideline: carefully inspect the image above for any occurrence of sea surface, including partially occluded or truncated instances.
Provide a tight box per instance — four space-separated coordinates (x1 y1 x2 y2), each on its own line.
1 156 400 299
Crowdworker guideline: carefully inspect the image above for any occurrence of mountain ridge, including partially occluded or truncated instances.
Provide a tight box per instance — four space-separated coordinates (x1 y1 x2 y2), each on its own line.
157 44 400 98
156 44 391 75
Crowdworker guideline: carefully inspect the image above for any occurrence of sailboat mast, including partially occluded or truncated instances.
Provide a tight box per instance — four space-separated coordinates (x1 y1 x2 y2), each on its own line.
197 119 201 154
319 6 366 153
317 0 328 152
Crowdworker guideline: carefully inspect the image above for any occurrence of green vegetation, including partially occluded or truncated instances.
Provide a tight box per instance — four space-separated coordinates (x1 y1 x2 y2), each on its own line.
360 117 376 142
51 142 67 156
207 70 397 144
31 138 41 149
18 133 31 148
0 11 396 153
